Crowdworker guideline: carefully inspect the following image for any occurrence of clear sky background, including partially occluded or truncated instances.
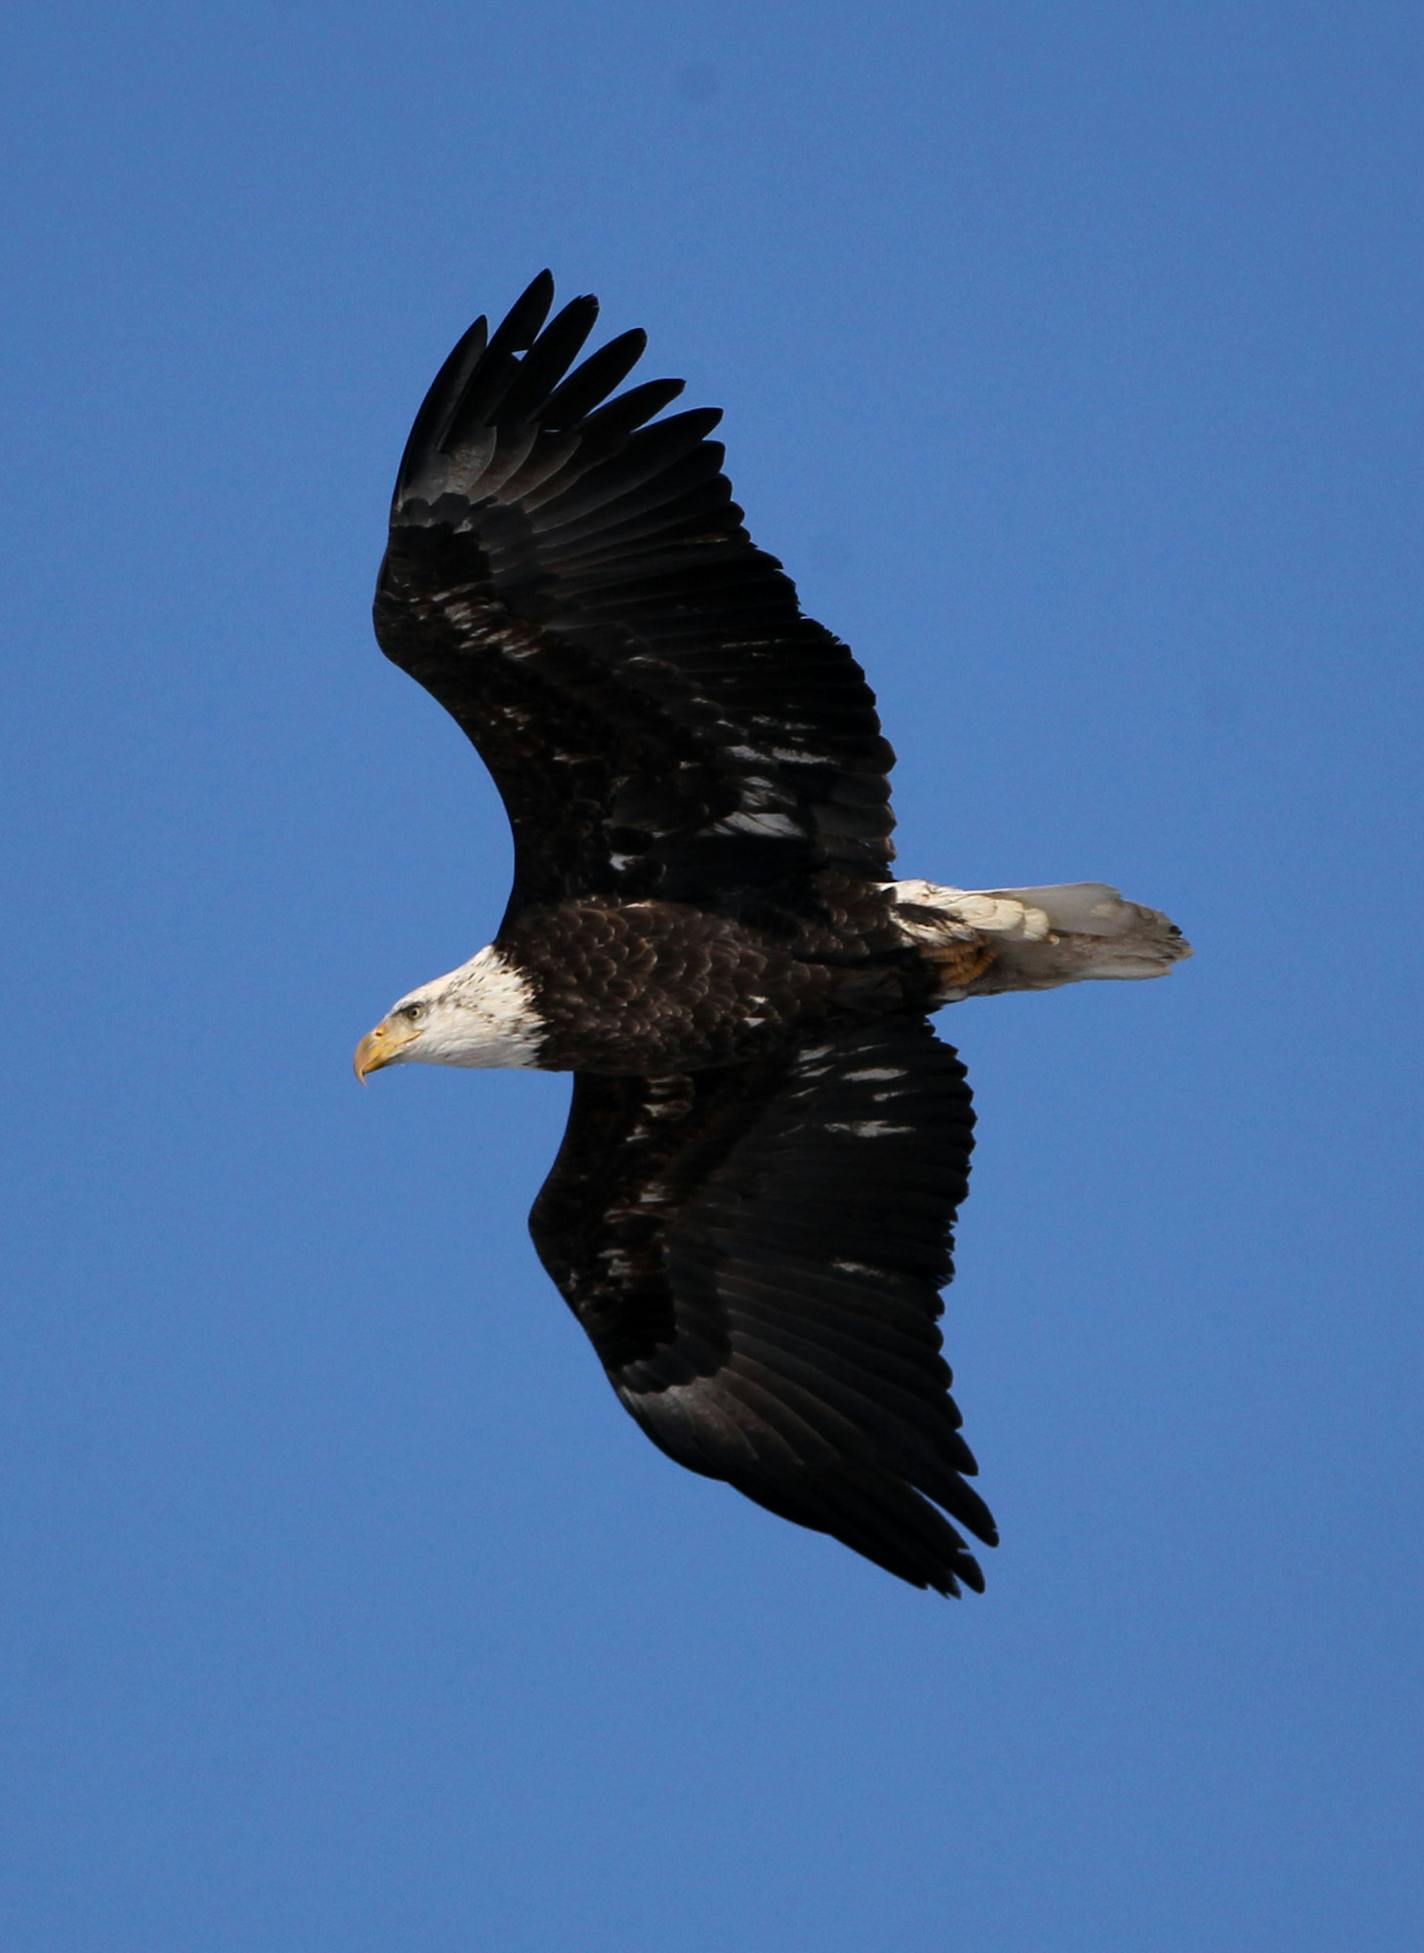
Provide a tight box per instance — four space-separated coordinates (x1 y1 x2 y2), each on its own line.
4 4 1420 1948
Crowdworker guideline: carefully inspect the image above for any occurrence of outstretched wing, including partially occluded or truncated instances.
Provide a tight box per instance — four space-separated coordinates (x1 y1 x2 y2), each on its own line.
373 271 896 922
528 1015 994 1595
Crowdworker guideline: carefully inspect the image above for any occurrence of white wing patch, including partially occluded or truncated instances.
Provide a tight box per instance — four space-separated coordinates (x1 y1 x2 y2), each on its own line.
824 1119 918 1138
714 810 806 838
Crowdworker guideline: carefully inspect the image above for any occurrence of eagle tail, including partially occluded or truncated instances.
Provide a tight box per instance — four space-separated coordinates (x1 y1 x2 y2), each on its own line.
886 879 1192 999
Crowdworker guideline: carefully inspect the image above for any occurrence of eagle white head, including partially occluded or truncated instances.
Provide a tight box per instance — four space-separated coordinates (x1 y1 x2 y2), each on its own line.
354 944 544 1078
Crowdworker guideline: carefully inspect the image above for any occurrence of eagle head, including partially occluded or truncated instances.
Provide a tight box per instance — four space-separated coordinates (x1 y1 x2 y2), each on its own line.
354 944 543 1078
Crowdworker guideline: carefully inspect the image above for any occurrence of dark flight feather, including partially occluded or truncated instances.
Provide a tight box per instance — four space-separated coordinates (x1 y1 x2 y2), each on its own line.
528 1014 993 1595
373 271 896 922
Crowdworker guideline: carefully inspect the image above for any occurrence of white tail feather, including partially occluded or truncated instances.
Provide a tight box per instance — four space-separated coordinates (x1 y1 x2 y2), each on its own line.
886 879 1191 999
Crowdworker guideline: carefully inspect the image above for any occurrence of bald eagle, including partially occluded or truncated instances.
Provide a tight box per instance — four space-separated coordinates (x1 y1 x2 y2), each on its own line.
354 273 1189 1595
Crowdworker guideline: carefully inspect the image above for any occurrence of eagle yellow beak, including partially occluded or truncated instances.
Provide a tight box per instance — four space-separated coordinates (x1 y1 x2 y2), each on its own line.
353 1017 420 1082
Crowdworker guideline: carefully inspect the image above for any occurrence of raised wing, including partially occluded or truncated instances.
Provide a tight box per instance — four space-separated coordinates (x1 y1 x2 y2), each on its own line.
529 1015 994 1595
373 272 896 921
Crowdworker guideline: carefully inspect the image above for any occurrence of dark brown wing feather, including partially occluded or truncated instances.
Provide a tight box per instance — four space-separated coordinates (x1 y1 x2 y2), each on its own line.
529 1015 994 1595
373 271 896 922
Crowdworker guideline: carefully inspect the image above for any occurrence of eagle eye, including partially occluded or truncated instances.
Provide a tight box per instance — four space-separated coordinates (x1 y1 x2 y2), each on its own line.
396 1000 427 1023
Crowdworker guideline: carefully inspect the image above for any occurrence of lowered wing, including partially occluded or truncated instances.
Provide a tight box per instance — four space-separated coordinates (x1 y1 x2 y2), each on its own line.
529 1014 994 1595
373 272 895 922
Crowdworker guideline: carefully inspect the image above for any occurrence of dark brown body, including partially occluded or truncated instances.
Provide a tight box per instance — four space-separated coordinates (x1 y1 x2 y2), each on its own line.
500 876 946 1073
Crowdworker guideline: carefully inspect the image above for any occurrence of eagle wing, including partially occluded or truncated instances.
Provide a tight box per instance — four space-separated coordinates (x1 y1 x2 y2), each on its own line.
528 1014 994 1595
373 272 896 922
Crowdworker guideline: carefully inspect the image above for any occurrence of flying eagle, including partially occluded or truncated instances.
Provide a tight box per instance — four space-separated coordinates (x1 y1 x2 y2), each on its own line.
354 273 1189 1596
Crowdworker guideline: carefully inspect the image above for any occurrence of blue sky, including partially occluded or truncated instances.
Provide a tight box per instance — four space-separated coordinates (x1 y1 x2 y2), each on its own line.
4 3 1421 1947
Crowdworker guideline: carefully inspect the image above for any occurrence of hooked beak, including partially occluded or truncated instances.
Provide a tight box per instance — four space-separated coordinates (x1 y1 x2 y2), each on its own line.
353 1017 420 1082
